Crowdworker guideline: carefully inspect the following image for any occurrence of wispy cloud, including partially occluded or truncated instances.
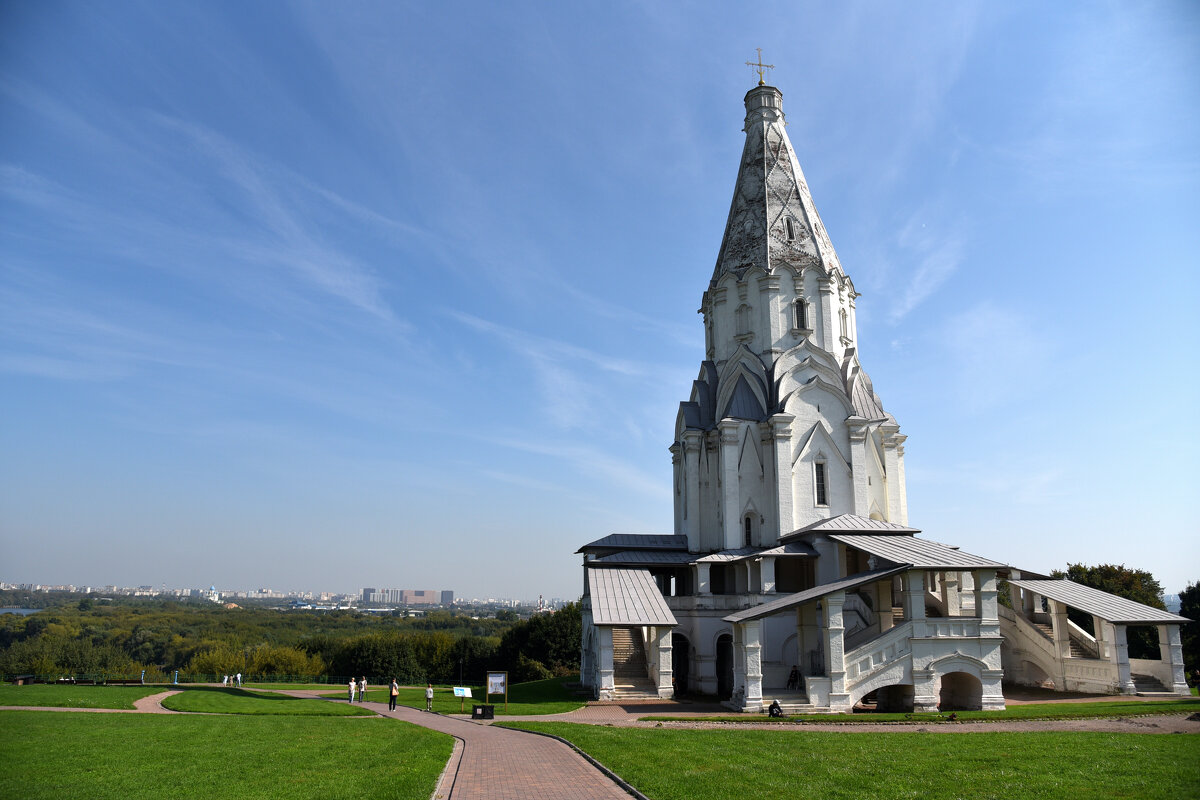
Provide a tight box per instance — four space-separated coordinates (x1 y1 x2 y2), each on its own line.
938 301 1043 414
152 115 398 321
886 210 965 322
485 434 670 500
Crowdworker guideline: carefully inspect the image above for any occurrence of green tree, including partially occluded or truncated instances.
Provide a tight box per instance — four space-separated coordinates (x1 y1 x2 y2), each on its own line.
1051 563 1166 659
1178 581 1199 680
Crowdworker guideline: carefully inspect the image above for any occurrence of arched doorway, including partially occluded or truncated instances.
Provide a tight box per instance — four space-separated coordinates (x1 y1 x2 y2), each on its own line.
874 683 914 712
938 671 983 711
672 633 690 696
716 634 734 700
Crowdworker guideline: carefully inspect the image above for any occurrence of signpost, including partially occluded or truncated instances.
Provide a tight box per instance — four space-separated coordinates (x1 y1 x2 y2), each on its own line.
485 671 508 711
453 686 473 713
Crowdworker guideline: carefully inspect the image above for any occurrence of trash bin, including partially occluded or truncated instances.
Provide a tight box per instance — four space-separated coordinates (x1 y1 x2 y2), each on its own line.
471 704 495 720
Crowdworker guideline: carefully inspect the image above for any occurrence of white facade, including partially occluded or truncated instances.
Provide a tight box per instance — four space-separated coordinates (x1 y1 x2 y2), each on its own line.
579 84 1190 712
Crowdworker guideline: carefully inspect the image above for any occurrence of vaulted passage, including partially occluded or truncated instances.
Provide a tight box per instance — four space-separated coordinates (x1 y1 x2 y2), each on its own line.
938 671 982 711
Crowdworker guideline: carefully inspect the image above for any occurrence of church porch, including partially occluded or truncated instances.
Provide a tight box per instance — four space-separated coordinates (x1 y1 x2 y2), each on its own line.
1002 577 1190 697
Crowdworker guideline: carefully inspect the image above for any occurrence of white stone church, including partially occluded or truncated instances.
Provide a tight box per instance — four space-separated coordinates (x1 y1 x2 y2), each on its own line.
579 82 1190 713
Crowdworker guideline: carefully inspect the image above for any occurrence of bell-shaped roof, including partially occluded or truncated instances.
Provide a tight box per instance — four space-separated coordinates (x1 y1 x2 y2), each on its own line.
712 85 843 285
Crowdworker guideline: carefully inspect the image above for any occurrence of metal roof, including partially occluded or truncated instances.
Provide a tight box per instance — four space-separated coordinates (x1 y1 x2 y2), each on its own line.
576 533 687 554
757 542 818 558
587 568 678 627
782 514 920 539
828 534 1006 570
696 547 761 563
591 550 695 566
724 566 907 623
1007 579 1190 625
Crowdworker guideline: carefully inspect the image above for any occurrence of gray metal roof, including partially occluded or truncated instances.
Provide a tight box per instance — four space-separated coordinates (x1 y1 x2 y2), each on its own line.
757 542 818 558
724 566 907 623
576 533 687 554
591 550 695 566
587 567 678 626
696 547 761 563
1007 579 1190 625
782 514 921 539
828 534 1006 570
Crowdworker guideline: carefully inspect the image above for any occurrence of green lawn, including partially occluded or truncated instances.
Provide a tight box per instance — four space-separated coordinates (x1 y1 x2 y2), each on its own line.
503 722 1200 800
0 684 165 709
322 676 586 715
642 698 1200 724
244 682 341 692
0 710 449 800
161 687 374 716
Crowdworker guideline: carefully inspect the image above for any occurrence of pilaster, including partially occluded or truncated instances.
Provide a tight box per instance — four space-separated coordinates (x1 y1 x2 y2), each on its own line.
1113 624 1135 694
1162 624 1189 694
847 418 871 515
760 557 776 594
718 420 741 550
823 591 848 708
682 431 703 552
769 413 794 538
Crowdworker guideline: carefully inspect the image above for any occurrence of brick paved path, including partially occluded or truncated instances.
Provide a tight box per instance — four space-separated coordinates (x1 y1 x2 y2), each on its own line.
366 702 633 800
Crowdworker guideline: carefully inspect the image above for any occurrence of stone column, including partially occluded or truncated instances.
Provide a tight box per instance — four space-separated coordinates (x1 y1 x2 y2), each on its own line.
743 619 763 710
1113 624 1135 694
903 571 926 636
940 571 962 616
718 420 742 550
770 413 795 537
1093 615 1109 660
977 570 999 637
876 579 894 632
760 557 777 594
1049 599 1071 661
654 626 674 699
732 624 747 707
1162 625 1188 695
597 626 615 701
682 431 703 551
695 563 711 595
824 592 850 710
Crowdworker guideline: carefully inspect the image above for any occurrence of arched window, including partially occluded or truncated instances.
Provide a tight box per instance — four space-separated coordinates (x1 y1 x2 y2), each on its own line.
744 516 753 547
794 298 808 330
785 217 795 241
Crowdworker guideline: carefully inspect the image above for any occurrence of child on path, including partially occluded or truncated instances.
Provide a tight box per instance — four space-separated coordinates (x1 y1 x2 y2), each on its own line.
425 683 434 712
389 679 399 711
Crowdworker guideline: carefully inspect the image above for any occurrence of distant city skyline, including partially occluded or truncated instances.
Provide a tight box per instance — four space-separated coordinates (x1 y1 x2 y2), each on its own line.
2 3 1197 598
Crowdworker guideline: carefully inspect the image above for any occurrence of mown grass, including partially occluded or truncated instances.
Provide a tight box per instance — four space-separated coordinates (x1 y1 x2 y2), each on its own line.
502 722 1200 800
642 697 1200 724
0 684 164 709
161 687 374 716
245 682 339 692
322 676 585 715
0 710 449 800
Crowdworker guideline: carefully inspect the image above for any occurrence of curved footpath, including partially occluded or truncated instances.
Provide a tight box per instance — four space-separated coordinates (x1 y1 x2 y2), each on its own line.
366 702 632 800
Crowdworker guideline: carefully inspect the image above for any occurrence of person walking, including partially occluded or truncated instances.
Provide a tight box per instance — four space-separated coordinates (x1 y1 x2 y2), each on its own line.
388 678 399 711
425 682 434 712
348 678 356 703
359 676 367 703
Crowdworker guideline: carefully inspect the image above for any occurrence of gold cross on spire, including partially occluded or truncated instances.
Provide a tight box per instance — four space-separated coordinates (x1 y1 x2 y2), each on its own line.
745 48 775 86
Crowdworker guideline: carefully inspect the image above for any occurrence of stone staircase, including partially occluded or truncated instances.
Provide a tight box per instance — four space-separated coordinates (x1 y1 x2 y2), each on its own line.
1031 621 1094 658
758 691 814 714
611 626 659 700
1131 673 1172 696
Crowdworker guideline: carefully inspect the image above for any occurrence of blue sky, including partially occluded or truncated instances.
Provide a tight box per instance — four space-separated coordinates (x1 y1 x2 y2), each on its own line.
2 1 1197 600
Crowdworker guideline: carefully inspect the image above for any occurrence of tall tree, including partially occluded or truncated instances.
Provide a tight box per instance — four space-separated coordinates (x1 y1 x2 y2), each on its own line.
1178 581 1199 680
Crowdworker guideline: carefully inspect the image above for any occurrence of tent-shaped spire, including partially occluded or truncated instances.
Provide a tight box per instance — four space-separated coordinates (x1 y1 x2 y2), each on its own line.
712 85 843 285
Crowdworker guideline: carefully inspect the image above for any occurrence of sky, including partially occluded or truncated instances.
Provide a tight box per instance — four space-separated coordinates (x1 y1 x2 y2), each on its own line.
1 1 1198 601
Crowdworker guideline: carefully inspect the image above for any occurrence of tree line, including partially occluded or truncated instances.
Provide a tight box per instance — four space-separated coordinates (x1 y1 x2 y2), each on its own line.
0 595 581 684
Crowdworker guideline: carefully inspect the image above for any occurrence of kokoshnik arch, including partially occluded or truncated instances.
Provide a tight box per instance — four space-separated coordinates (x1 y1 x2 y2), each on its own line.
578 81 1190 713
